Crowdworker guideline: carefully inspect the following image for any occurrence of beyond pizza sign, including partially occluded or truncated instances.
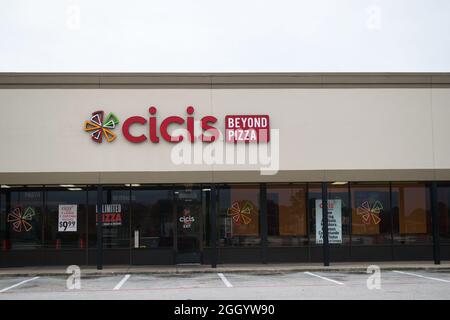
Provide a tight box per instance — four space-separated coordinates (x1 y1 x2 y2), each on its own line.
83 107 270 144
225 115 270 142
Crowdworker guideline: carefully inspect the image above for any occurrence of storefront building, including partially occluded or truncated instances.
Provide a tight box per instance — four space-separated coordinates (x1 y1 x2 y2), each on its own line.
0 73 449 267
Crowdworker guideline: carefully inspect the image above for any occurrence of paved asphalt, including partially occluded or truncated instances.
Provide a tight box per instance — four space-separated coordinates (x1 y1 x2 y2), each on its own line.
0 269 450 300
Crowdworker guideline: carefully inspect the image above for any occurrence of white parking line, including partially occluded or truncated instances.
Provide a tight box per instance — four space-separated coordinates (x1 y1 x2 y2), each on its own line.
0 276 40 293
304 272 344 285
393 270 450 283
113 274 131 290
218 273 233 288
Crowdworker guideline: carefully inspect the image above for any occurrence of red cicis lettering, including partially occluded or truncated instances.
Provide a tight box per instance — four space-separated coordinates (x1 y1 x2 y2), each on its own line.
123 106 219 144
122 116 147 143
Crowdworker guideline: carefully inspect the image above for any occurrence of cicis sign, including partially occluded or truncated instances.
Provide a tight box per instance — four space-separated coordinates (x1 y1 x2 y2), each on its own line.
83 106 270 144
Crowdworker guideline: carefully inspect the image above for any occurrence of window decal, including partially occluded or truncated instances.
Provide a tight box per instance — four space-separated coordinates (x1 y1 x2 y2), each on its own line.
7 206 36 232
357 200 382 225
179 208 195 229
227 200 253 225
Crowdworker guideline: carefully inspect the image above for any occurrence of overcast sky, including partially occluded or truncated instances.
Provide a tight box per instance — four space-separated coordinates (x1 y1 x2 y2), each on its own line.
1 0 449 72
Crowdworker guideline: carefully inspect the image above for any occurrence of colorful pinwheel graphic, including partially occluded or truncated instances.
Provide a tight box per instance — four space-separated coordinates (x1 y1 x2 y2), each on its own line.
357 200 383 225
227 200 253 225
83 110 119 143
7 207 36 232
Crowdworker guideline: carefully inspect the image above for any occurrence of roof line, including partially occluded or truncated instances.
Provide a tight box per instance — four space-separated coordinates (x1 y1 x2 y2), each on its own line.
0 72 449 86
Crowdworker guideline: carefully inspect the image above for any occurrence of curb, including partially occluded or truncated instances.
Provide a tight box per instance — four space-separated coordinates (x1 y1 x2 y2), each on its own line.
1 265 450 277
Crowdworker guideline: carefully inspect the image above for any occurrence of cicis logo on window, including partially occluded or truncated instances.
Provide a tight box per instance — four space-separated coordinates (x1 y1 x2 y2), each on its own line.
179 208 195 229
83 106 270 144
83 110 120 143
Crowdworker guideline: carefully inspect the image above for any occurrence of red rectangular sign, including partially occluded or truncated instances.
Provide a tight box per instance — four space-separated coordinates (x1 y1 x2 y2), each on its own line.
225 115 270 143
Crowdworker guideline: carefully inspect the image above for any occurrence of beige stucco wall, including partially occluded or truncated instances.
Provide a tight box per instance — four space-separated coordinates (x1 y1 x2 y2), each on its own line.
0 87 449 184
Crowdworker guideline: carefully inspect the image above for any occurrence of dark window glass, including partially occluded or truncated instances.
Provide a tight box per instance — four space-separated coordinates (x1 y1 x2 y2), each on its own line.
175 187 202 255
350 183 392 245
328 184 350 244
438 184 450 243
307 184 321 244
218 185 260 247
267 184 308 246
132 188 174 248
202 187 211 248
5 189 44 250
44 187 87 249
88 188 130 248
392 183 432 244
0 192 5 246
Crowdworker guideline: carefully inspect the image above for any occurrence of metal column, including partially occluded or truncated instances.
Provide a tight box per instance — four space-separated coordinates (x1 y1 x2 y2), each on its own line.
322 182 330 266
260 183 268 264
210 185 218 268
96 185 103 270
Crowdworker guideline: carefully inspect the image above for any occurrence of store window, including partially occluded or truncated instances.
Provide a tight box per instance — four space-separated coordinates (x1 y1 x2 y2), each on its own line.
392 183 432 244
202 187 211 247
350 183 392 245
307 185 321 244
218 185 260 247
328 184 350 244
267 184 307 246
438 184 450 243
88 187 131 248
44 186 87 249
4 188 44 250
132 188 174 249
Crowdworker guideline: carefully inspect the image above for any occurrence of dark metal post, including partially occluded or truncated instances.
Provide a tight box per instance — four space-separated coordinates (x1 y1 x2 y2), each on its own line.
260 183 268 264
210 185 218 268
389 182 395 261
172 187 177 264
322 182 330 266
96 185 103 270
431 182 440 265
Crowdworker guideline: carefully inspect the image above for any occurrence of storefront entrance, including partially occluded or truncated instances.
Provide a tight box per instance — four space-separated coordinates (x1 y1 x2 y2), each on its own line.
175 188 203 264
0 182 447 267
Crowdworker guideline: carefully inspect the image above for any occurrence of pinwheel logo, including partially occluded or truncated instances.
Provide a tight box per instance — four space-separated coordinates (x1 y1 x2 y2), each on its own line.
83 110 120 143
227 200 254 225
357 200 383 225
7 207 36 232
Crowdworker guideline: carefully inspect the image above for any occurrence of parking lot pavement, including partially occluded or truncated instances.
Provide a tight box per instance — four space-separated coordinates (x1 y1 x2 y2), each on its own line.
0 270 450 300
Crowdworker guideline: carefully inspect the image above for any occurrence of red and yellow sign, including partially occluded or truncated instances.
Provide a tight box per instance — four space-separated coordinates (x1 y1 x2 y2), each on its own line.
83 107 270 144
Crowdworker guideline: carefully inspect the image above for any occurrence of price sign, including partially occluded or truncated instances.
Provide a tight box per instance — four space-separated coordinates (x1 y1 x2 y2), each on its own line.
58 204 77 232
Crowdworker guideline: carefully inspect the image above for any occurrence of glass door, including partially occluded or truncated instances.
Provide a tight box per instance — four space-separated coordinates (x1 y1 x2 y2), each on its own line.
175 187 202 264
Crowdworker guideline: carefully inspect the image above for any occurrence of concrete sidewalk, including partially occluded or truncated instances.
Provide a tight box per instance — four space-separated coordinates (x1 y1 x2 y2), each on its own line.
1 261 450 277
